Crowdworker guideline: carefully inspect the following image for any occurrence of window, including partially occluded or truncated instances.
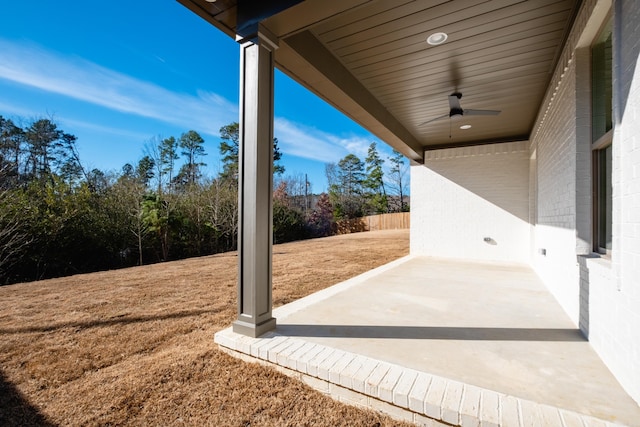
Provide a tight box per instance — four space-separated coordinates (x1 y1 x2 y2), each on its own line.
594 144 612 252
592 18 612 254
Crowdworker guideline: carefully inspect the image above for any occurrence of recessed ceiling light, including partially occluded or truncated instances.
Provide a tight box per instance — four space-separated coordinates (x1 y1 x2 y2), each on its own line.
460 124 472 130
427 32 448 46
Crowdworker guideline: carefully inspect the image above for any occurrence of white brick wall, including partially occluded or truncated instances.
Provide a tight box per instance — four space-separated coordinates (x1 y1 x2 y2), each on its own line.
531 0 640 404
531 53 583 324
589 0 640 404
410 141 530 264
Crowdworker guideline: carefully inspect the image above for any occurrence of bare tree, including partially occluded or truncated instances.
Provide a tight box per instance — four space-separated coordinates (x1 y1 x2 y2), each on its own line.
145 135 181 194
387 150 409 212
275 173 312 213
203 178 238 251
0 168 32 282
144 136 165 193
109 175 149 265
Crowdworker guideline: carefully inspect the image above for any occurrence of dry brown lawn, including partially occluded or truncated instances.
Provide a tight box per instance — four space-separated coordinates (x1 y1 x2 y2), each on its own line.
0 230 411 426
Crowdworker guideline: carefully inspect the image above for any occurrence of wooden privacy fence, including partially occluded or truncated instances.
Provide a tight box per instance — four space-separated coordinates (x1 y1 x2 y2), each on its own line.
335 212 410 234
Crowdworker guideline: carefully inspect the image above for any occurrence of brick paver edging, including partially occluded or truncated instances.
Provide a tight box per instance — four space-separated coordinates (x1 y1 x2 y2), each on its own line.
215 328 625 427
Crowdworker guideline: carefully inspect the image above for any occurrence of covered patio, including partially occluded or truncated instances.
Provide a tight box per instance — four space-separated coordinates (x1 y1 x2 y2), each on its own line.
216 256 640 426
179 0 640 424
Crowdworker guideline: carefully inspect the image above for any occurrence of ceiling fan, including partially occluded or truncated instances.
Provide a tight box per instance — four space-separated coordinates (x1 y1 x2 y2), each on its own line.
419 92 501 126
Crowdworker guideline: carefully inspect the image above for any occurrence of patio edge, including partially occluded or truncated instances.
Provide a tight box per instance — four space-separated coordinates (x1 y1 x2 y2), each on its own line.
271 254 417 320
214 327 626 427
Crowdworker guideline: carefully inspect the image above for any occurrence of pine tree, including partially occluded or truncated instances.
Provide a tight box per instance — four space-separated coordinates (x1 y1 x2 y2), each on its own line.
177 130 206 186
218 121 284 181
364 142 388 214
219 122 239 181
327 154 366 219
159 136 179 191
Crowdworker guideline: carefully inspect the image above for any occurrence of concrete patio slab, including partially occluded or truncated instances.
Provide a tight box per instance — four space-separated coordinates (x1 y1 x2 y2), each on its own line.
216 256 640 426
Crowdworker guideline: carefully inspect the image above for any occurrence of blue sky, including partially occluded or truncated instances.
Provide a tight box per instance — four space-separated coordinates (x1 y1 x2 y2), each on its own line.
0 0 402 192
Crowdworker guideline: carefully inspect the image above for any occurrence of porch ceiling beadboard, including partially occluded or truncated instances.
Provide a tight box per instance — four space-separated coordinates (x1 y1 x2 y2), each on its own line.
179 0 580 161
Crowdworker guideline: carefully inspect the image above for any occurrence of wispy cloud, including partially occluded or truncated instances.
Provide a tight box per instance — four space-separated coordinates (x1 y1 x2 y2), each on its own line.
0 38 380 164
59 117 152 141
0 100 44 122
275 118 374 163
0 38 237 136
335 135 373 159
0 99 157 146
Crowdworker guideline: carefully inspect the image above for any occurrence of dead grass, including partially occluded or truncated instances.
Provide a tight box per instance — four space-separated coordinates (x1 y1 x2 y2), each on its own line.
0 230 411 426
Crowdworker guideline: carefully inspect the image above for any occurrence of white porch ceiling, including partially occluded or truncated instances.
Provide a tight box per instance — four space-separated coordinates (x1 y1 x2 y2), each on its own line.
179 0 581 162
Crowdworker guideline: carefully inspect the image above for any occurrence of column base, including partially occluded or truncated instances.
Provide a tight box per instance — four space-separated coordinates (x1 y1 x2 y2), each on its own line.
232 317 277 338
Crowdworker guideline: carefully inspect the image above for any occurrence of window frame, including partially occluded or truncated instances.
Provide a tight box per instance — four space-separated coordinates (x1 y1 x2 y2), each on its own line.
591 15 613 256
592 131 612 255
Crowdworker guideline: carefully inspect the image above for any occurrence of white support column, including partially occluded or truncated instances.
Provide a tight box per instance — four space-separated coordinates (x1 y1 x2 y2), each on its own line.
232 29 278 338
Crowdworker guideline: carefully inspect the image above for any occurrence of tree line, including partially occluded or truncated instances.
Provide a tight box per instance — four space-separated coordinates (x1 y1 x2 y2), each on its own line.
326 143 408 220
0 116 407 285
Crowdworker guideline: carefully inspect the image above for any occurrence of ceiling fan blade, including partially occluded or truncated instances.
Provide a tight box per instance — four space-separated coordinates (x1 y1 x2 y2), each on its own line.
418 114 449 127
463 109 501 116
